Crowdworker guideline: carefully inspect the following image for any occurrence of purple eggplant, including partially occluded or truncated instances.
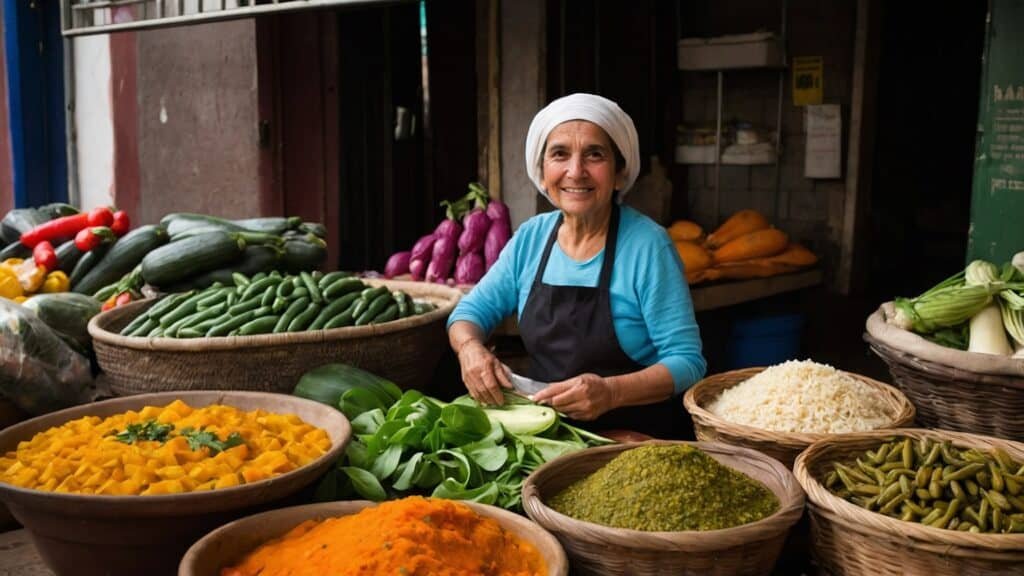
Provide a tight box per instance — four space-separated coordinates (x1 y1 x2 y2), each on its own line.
484 220 511 270
384 251 411 278
486 199 511 228
457 209 492 255
411 233 438 263
409 258 427 281
434 219 463 243
426 235 457 283
455 252 486 284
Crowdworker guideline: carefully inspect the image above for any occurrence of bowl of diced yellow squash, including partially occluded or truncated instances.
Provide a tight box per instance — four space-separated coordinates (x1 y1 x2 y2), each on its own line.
0 391 351 576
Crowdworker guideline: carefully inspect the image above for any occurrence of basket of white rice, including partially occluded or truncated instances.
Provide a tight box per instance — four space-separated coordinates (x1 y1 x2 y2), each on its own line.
683 361 915 468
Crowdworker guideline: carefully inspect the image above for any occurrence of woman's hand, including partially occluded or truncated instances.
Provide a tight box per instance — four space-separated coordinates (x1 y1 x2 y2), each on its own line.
456 340 512 405
530 373 618 421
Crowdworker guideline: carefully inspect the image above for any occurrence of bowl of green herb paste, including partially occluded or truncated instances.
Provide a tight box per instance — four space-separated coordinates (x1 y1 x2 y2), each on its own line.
522 441 804 576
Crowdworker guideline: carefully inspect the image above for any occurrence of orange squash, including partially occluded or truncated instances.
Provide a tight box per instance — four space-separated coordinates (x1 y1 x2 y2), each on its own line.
667 220 704 243
706 209 769 249
712 228 789 264
674 240 713 273
764 243 818 267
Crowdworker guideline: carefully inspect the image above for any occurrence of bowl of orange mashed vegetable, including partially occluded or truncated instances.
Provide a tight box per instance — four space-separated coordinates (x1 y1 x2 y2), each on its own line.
0 391 351 576
182 496 568 576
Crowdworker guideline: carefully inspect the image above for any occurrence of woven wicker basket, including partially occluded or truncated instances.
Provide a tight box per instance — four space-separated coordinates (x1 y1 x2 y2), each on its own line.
88 279 460 396
794 429 1024 575
522 440 805 576
683 367 916 468
865 334 1024 440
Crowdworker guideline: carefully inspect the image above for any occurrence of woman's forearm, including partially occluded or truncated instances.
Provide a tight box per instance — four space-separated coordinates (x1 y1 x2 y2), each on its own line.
606 364 675 408
448 320 486 355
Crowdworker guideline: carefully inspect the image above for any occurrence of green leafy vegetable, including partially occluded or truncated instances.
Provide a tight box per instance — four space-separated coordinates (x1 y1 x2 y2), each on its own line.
113 420 174 444
178 427 245 455
312 387 612 511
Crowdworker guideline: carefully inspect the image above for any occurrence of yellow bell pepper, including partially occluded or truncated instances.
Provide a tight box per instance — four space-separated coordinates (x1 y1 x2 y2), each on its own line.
0 267 23 299
41 271 70 293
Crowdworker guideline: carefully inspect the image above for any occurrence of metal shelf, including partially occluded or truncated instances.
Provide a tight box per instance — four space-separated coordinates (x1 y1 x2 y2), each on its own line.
678 1 789 225
60 0 409 37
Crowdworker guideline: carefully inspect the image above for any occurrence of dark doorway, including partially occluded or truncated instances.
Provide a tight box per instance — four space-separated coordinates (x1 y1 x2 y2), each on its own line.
258 0 478 272
863 2 987 301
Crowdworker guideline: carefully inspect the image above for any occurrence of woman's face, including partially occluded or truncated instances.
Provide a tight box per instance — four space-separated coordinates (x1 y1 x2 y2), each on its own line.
542 121 625 219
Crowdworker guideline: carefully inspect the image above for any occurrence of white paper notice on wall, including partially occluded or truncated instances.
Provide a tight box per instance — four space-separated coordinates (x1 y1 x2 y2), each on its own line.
804 104 842 179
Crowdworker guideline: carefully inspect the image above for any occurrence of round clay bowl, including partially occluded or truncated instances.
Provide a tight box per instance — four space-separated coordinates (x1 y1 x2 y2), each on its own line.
0 391 351 576
180 500 569 576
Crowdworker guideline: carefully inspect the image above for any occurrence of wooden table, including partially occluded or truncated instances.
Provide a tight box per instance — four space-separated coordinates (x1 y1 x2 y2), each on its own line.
0 530 52 576
690 269 824 312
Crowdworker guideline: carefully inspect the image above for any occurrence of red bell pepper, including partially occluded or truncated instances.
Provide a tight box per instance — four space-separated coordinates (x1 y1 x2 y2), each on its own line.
32 241 58 271
110 211 131 236
75 226 116 252
20 206 116 247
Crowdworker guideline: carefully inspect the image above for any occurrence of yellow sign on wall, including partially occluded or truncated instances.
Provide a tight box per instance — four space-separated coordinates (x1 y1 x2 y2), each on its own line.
792 56 823 106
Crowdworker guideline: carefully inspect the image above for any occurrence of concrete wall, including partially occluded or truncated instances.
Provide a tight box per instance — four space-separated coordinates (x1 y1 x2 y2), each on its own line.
500 0 546 228
681 0 857 265
73 36 115 211
135 19 260 224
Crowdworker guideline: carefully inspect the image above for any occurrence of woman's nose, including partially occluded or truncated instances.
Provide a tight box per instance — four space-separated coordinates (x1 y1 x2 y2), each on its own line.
566 153 585 178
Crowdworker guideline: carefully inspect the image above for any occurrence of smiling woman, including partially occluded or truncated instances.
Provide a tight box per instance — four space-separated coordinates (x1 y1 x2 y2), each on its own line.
446 93 707 439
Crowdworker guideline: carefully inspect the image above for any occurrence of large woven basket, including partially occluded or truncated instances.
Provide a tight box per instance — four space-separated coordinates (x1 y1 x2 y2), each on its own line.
88 279 460 396
794 428 1024 575
865 303 1024 440
684 367 916 468
522 440 805 576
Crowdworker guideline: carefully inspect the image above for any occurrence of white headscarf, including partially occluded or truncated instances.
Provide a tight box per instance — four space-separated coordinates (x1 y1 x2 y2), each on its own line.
524 93 641 203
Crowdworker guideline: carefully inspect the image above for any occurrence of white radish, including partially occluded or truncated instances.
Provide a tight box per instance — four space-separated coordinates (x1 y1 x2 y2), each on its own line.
968 303 1013 356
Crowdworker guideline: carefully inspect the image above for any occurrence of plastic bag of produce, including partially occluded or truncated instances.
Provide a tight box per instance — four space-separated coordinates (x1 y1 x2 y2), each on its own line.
0 299 93 415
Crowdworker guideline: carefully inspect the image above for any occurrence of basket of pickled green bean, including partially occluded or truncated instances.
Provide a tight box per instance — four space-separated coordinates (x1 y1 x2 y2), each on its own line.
794 429 1024 576
88 276 461 396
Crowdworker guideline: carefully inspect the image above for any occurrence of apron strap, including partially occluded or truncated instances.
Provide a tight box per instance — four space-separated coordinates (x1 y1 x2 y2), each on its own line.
597 204 621 290
531 205 622 289
532 213 564 288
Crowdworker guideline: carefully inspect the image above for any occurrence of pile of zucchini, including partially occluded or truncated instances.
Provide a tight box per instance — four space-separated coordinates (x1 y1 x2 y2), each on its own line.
119 271 437 338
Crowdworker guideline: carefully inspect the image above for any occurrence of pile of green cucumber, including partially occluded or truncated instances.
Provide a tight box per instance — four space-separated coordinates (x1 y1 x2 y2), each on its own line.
119 271 437 338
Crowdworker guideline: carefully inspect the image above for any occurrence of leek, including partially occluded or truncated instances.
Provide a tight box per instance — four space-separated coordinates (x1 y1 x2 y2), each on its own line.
891 283 998 333
968 303 1013 356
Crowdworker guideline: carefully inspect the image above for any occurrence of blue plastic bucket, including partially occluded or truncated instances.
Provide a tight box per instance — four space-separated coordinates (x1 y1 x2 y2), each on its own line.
727 313 805 369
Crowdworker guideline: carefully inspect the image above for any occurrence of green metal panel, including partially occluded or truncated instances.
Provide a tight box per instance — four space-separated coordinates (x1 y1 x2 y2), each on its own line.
968 0 1024 264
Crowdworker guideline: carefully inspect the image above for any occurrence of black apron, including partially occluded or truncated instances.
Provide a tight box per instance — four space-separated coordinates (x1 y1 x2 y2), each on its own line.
518 204 680 439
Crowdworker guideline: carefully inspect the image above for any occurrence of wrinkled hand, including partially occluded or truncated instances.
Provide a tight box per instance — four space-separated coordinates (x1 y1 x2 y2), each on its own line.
456 340 511 405
530 373 617 421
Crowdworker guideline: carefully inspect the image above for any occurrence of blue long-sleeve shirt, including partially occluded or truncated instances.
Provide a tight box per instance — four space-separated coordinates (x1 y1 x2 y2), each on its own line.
448 206 706 394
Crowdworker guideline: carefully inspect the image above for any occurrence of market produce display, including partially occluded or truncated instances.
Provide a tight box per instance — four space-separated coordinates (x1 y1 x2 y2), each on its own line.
0 399 331 495
384 182 512 284
119 272 437 338
548 444 779 532
706 360 896 434
668 209 819 284
219 497 548 576
293 363 611 511
823 437 1024 533
887 256 1024 356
